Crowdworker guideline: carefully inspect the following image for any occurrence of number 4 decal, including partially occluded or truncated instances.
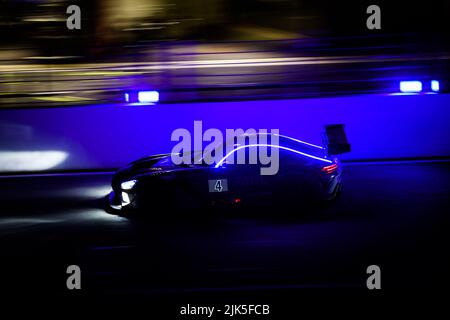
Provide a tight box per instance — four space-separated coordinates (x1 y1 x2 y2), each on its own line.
214 180 223 192
208 179 228 193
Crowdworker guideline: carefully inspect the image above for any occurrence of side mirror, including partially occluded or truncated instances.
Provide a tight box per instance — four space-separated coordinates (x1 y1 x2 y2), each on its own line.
323 124 351 156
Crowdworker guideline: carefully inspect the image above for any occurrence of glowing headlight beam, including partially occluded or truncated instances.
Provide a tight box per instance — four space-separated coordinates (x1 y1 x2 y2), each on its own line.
0 151 67 172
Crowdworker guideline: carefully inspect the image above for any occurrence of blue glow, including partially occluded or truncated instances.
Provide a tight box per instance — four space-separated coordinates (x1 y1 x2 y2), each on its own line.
138 91 159 103
229 132 323 149
124 93 129 102
431 80 440 92
259 132 324 149
215 144 332 168
400 81 422 93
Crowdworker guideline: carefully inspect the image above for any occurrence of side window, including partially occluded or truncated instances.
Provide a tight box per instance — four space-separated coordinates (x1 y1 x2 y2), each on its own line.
278 148 308 166
219 145 260 167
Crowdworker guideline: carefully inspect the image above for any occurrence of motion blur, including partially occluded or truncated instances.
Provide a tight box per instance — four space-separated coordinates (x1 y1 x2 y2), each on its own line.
0 1 449 107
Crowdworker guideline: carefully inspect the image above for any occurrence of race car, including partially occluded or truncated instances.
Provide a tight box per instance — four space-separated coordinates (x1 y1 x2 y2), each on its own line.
108 125 350 215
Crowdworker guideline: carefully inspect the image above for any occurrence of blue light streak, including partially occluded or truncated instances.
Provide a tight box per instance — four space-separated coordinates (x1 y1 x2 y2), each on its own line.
400 81 422 93
138 91 159 103
431 80 440 92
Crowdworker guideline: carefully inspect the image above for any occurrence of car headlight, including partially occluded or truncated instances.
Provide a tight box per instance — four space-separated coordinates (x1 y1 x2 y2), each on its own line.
121 192 131 206
121 180 137 190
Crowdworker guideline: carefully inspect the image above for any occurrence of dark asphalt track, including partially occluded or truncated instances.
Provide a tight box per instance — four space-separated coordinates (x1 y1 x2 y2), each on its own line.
0 161 449 306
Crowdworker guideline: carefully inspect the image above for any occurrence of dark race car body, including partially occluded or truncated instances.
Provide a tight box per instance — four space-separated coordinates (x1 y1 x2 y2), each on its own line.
108 133 344 215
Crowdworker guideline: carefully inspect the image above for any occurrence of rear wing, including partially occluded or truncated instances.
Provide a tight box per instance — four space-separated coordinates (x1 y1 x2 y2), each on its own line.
323 124 351 156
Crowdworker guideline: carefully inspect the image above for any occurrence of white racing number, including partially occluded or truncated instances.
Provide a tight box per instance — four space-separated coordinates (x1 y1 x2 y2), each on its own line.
215 180 223 192
208 179 228 193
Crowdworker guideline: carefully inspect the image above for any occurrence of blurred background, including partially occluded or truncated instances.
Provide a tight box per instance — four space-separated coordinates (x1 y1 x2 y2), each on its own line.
0 0 449 106
0 2 449 300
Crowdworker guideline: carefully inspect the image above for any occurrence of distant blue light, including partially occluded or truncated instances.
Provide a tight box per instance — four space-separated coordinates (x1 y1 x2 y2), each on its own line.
124 93 129 102
400 81 422 93
138 91 159 103
431 80 440 92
